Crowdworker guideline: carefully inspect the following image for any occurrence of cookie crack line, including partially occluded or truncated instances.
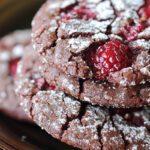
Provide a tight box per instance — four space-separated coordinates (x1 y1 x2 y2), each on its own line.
60 102 88 138
109 111 126 150
110 0 118 18
98 117 107 150
30 93 37 120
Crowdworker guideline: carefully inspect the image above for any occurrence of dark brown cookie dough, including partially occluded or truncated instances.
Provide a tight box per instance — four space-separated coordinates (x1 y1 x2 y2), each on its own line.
0 30 31 121
32 0 150 108
41 61 150 108
15 46 150 150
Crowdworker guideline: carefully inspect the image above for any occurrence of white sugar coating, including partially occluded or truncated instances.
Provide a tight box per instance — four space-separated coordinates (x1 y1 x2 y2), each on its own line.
85 0 102 3
111 18 121 34
12 45 24 58
135 51 150 69
48 19 58 32
104 91 113 100
109 34 123 41
61 19 112 35
111 0 144 11
62 118 100 148
138 27 150 39
0 63 9 76
83 106 108 126
0 92 7 102
130 39 150 51
64 96 81 116
121 9 139 20
102 121 124 146
13 29 31 44
113 115 150 148
110 67 137 86
62 78 74 91
132 145 138 150
48 0 76 9
96 0 115 20
68 37 92 53
68 33 108 54
0 51 10 61
111 10 138 34
140 65 150 76
92 33 108 41
84 96 91 102
16 61 23 74
31 90 81 137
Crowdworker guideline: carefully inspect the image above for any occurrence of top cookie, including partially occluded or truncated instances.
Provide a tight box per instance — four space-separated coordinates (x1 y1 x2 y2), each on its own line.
32 0 150 107
32 0 150 84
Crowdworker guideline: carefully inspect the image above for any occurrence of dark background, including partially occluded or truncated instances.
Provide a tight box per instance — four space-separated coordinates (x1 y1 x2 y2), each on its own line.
0 0 45 37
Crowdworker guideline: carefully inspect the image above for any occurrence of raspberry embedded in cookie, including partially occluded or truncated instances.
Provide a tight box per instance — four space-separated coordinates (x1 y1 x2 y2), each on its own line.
121 20 145 41
86 40 132 80
35 78 55 90
36 78 46 89
62 4 96 21
9 59 20 77
139 0 150 20
46 85 55 91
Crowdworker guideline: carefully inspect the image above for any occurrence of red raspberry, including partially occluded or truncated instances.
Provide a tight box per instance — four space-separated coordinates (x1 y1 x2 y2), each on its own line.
35 78 55 90
121 20 145 41
86 40 132 80
138 0 150 20
62 5 96 21
9 59 20 77
36 78 46 89
46 85 55 91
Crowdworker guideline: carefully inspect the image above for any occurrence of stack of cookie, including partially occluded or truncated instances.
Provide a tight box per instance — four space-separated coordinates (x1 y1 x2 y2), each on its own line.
1 0 150 149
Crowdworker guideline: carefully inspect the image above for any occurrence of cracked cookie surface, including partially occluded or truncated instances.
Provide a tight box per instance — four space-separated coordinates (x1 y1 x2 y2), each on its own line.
32 0 150 108
15 46 150 150
0 30 31 121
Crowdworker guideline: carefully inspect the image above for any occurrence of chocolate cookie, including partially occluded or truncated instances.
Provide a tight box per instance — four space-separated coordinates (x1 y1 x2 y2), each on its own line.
15 45 150 150
0 30 31 121
32 0 150 108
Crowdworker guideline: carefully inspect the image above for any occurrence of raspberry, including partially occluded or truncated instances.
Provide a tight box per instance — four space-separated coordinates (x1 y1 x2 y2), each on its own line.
35 78 55 90
138 0 150 20
86 41 132 80
62 5 96 21
121 20 145 41
46 85 55 91
36 78 46 89
9 59 20 77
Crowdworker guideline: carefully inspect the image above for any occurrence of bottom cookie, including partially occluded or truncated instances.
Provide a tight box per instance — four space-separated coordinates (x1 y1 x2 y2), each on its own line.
15 48 150 150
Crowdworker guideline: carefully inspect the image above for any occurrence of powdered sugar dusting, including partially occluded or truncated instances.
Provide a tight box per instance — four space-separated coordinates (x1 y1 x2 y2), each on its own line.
138 27 150 39
60 19 112 36
68 37 92 53
129 39 150 51
111 0 144 11
113 114 150 149
96 0 115 20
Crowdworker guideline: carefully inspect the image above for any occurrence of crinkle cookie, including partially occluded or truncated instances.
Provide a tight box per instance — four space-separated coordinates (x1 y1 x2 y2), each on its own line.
32 0 150 107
